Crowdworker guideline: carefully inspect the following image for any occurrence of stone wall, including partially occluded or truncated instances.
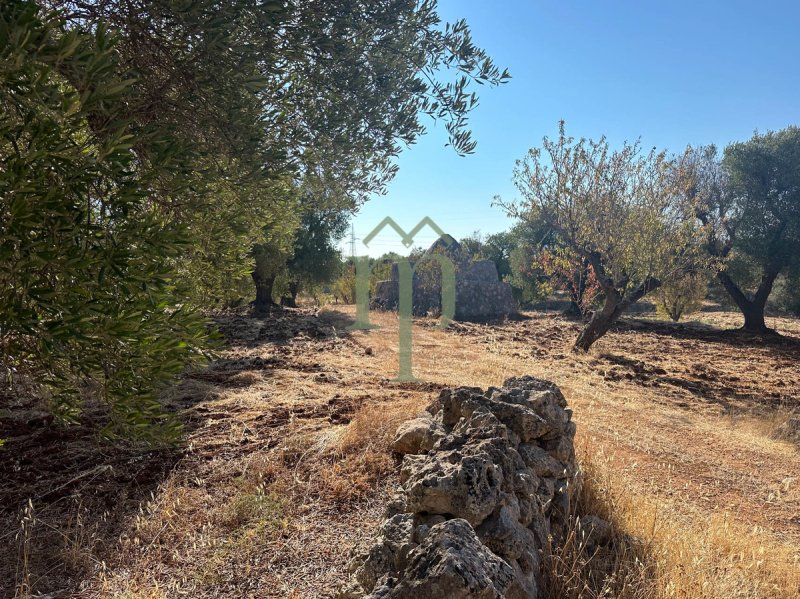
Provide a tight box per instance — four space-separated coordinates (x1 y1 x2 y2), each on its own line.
370 238 518 321
340 376 579 598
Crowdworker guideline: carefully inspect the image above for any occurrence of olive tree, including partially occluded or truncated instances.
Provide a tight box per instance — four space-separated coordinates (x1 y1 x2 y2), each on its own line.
2 0 507 440
282 210 350 308
680 130 800 333
507 123 705 351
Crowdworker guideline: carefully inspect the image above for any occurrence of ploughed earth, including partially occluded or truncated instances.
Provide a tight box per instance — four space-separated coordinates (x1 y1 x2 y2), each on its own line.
1 306 798 597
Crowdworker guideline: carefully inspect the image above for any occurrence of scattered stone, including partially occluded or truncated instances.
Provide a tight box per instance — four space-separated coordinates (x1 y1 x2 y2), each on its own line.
579 515 613 549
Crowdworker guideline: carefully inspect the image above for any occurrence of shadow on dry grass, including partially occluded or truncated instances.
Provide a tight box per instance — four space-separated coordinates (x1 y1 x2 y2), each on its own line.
0 307 361 597
540 444 800 599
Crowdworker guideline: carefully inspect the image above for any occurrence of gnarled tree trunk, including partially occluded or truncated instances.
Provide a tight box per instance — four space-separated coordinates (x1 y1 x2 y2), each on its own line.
573 256 660 352
574 290 624 351
281 282 300 307
717 270 777 334
252 272 275 314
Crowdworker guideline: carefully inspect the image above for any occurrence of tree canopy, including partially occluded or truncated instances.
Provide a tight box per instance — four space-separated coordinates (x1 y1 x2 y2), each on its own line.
283 209 350 307
507 122 707 351
0 0 507 440
681 128 800 332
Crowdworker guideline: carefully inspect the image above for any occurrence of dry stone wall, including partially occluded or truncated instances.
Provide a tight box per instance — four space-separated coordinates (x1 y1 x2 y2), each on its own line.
340 376 578 598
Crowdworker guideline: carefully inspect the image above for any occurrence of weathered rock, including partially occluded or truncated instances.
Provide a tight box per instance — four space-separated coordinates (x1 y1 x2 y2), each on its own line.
351 514 417 590
342 377 582 598
475 505 537 561
370 237 518 321
403 450 504 526
377 519 518 599
392 415 445 455
518 443 571 479
579 515 612 548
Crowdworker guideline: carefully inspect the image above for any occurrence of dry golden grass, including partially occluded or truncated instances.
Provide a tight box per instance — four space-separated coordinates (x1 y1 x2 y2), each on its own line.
3 305 798 597
542 444 800 598
339 307 800 598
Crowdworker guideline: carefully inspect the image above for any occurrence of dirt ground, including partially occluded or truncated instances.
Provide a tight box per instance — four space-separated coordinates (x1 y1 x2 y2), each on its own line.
1 306 798 597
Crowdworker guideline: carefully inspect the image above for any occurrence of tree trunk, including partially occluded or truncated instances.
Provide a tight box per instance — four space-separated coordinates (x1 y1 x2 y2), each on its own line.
573 292 622 352
572 275 660 352
716 271 776 334
281 282 299 308
252 272 275 314
741 302 768 333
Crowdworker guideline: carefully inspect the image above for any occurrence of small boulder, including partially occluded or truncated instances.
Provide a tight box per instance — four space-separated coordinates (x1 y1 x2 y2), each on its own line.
392 415 445 455
579 515 612 547
382 519 517 599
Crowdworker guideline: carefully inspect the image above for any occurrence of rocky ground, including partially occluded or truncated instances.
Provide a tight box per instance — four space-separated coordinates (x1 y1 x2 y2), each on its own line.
1 305 798 597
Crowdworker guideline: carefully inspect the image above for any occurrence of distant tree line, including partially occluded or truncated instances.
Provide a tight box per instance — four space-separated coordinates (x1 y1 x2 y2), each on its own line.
333 123 800 354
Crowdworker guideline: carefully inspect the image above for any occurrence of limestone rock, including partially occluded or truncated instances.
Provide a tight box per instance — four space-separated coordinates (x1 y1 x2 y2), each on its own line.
518 443 571 479
342 377 582 598
381 519 517 598
403 451 503 526
392 415 445 455
579 515 612 548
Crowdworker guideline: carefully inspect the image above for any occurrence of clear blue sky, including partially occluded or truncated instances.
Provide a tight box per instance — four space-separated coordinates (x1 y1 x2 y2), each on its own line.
343 0 800 257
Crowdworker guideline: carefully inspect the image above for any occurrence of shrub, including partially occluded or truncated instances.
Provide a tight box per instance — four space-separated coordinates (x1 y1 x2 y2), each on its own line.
0 3 209 442
655 272 709 322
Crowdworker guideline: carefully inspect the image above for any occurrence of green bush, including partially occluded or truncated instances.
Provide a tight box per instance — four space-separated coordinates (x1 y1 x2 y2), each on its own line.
0 2 210 442
655 272 709 322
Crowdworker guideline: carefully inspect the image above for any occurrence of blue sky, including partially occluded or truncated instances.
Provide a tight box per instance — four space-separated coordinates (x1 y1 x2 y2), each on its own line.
343 0 800 257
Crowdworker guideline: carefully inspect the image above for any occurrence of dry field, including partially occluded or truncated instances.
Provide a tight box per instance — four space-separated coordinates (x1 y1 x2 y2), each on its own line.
1 305 799 598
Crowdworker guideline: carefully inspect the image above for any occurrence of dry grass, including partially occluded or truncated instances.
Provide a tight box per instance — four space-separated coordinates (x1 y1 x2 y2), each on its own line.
2 305 799 597
543 444 800 599
339 307 800 598
317 396 427 504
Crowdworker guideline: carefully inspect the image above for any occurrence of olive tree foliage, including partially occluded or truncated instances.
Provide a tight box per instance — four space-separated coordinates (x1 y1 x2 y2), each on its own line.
41 0 509 299
680 130 800 333
506 123 706 351
282 209 350 308
2 0 507 440
0 2 209 441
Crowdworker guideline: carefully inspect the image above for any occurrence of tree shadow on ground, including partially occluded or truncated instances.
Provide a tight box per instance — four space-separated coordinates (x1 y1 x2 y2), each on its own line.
0 307 356 597
213 306 357 349
595 352 747 412
596 317 799 413
615 317 800 357
0 412 183 596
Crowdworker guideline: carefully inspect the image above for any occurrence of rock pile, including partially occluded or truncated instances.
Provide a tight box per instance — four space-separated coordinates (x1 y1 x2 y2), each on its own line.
371 237 517 321
340 376 578 598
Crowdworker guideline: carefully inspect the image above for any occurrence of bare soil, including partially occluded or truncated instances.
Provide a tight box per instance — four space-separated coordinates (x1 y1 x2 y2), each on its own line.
1 306 798 597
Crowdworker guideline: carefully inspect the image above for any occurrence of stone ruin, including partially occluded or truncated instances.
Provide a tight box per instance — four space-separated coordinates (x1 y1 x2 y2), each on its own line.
371 237 517 321
340 376 592 598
